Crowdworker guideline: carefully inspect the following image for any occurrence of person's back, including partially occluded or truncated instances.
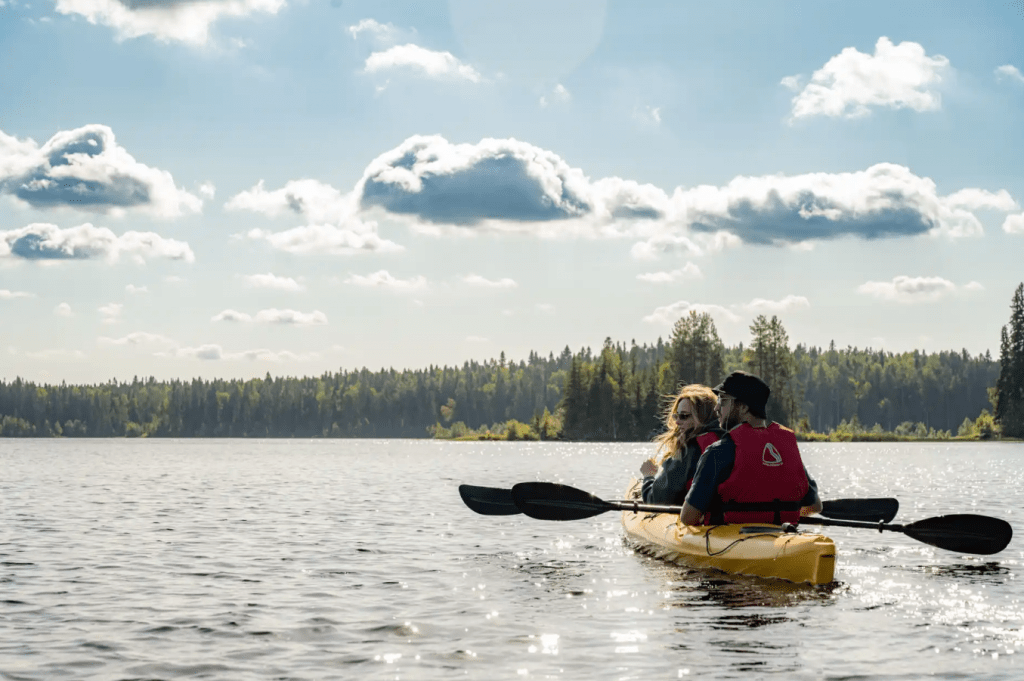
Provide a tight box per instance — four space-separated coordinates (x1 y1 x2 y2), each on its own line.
679 371 821 526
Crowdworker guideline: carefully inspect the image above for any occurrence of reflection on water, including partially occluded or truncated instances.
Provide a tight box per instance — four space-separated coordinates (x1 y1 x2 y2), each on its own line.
1 440 1021 680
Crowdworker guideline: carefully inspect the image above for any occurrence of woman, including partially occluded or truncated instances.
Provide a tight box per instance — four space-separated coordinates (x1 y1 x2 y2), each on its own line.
639 384 723 505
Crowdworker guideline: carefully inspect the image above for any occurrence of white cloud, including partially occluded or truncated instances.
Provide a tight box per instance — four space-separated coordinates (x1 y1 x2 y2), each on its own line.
243 272 303 291
364 44 483 82
245 225 402 255
1004 212 1024 233
125 284 148 294
780 75 803 91
964 281 984 292
211 308 326 325
99 302 123 323
636 262 703 283
740 295 811 313
461 274 517 288
253 308 327 325
227 178 356 224
0 223 195 263
55 302 73 317
633 105 662 126
211 309 250 322
995 64 1024 84
643 301 740 325
0 124 202 217
540 83 571 107
97 331 176 348
856 276 957 303
55 0 286 45
785 37 949 120
348 18 401 44
343 270 427 291
0 289 33 299
198 182 216 199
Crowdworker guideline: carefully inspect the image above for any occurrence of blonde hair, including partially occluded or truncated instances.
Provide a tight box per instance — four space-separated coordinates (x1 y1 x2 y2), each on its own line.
652 384 718 464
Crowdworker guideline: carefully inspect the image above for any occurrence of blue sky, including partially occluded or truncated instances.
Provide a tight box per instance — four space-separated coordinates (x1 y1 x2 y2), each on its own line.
1 0 1023 384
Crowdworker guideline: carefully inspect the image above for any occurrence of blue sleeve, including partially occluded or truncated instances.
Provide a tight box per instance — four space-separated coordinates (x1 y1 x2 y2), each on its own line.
683 436 736 512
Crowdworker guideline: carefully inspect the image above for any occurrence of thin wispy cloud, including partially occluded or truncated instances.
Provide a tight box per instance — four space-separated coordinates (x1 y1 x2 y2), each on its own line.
55 0 286 46
245 225 402 255
784 37 949 120
461 274 517 288
636 262 703 283
540 83 571 107
212 308 328 325
995 64 1024 84
343 270 428 291
643 301 741 325
156 344 319 362
0 124 202 216
0 289 33 299
98 331 177 348
99 302 123 323
55 302 73 317
125 284 148 294
740 295 811 313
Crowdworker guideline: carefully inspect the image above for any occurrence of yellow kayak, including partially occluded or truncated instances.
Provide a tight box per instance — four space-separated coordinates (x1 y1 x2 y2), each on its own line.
621 480 836 585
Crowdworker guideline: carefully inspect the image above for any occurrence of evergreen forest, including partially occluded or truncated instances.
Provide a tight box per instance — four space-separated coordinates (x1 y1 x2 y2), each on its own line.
2 283 1023 441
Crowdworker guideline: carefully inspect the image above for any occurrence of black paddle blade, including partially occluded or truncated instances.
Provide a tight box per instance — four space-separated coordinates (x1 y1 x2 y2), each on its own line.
904 514 1013 556
822 497 899 523
511 482 615 521
459 485 520 515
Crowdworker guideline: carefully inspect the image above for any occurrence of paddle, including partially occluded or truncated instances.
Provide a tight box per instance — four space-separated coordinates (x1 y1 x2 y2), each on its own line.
509 482 1013 556
459 483 899 523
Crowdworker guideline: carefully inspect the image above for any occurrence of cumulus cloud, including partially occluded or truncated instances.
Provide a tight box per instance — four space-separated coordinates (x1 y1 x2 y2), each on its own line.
343 270 428 291
995 64 1024 84
785 37 949 120
636 262 703 283
212 308 327 325
740 295 811 313
0 124 202 216
673 163 1018 242
461 274 517 288
643 301 740 325
55 0 286 45
55 302 73 317
964 281 984 291
1 289 33 299
0 223 194 263
1004 213 1024 233
125 284 148 294
243 272 303 291
856 276 958 303
198 182 216 199
364 44 483 82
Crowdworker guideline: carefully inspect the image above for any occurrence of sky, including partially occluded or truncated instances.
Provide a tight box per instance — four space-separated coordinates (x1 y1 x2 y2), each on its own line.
1 0 1023 385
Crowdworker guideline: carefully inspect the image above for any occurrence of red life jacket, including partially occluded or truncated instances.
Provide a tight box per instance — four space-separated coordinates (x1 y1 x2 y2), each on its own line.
714 422 808 525
684 431 722 493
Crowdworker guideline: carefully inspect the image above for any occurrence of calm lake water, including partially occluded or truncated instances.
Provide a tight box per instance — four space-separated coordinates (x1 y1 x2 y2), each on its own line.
2 439 1022 680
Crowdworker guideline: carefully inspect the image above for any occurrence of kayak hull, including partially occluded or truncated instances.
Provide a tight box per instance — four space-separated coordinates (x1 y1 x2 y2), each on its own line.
621 480 836 585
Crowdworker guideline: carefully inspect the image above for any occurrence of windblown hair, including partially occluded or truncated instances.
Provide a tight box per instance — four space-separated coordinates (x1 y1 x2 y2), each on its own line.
653 384 718 464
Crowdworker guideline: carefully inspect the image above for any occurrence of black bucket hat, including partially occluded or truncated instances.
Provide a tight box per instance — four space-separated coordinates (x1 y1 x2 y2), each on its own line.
713 371 770 418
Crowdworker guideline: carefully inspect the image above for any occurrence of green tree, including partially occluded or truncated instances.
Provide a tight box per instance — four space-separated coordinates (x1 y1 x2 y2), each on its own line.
996 283 1024 437
745 315 799 425
667 311 726 391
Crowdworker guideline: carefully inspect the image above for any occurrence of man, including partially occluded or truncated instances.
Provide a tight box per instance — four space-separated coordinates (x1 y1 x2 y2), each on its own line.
679 371 822 526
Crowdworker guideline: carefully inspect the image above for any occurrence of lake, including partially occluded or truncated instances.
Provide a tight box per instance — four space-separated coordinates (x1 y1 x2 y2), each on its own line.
1 439 1021 680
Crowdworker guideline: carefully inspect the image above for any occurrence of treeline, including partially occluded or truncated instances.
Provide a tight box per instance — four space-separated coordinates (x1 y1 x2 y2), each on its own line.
0 318 1003 438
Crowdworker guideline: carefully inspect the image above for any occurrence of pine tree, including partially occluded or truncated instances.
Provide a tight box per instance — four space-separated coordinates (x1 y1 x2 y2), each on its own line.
745 315 799 425
996 283 1024 437
667 311 726 390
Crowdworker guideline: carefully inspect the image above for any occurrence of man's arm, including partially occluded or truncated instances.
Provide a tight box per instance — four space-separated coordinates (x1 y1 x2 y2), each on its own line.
680 501 704 526
799 468 822 516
